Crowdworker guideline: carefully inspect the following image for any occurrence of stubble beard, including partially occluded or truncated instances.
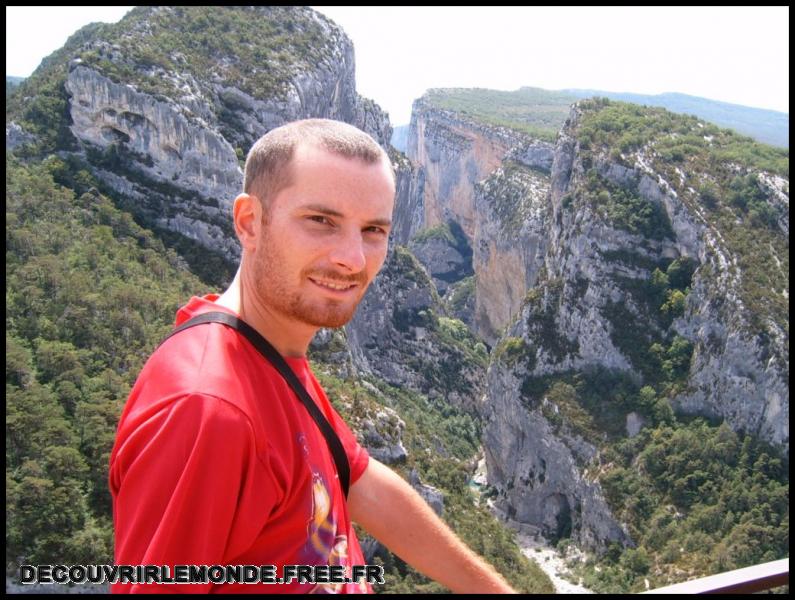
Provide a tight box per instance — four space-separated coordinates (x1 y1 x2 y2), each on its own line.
252 228 365 330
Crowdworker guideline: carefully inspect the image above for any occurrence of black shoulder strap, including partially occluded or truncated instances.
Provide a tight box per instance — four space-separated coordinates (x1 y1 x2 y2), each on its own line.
158 311 350 498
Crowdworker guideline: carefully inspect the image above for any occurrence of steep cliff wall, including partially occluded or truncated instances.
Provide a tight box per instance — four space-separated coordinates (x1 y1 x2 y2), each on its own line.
405 97 555 340
542 106 789 449
407 97 527 238
389 148 425 247
344 245 487 417
65 65 243 259
479 101 788 552
482 357 631 551
473 155 551 345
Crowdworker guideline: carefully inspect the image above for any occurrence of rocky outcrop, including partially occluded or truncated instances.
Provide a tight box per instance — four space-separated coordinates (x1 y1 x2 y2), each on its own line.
482 359 630 551
595 136 788 450
5 122 37 151
307 333 410 466
407 97 530 239
408 220 473 297
443 276 477 332
345 245 486 418
389 148 425 247
668 253 789 450
65 65 243 259
408 468 445 516
404 96 555 342
472 160 550 345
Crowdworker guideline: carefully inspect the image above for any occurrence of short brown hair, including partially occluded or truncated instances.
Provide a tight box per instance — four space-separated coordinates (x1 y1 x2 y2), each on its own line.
243 119 393 212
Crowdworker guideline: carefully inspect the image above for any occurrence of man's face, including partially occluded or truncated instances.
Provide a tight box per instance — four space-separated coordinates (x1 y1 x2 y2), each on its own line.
251 144 395 329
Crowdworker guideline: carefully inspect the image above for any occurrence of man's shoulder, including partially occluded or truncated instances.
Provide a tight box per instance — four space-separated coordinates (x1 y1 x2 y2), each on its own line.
149 319 244 377
134 322 263 413
133 320 296 423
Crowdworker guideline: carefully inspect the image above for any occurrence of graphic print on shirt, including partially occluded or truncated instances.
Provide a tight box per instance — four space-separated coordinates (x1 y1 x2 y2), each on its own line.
296 432 351 593
306 472 348 594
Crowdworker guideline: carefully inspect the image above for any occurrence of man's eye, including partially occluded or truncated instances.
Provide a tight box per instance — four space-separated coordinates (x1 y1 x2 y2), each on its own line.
366 227 387 235
308 216 331 225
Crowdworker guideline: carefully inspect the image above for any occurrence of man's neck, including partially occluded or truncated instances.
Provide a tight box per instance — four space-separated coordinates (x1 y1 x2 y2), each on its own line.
216 268 316 358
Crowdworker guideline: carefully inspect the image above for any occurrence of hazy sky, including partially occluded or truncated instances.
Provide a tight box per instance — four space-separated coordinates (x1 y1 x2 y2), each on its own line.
6 6 789 126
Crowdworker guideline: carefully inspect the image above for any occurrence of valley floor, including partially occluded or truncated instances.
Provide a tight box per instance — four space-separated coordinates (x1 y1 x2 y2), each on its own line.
471 457 594 594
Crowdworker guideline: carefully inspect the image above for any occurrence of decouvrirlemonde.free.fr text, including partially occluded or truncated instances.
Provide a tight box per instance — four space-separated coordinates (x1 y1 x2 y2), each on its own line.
19 564 385 585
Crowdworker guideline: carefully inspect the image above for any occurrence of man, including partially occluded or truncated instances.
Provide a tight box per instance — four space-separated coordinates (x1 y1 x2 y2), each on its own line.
109 119 516 593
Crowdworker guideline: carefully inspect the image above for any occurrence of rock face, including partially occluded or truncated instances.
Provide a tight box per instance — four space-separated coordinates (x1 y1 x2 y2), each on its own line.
66 63 239 203
549 111 788 450
482 360 631 550
408 469 445 516
401 100 633 550
5 122 36 151
408 220 473 297
491 105 787 450
408 97 529 239
344 245 486 418
472 159 551 345
406 97 555 342
478 103 789 551
65 65 243 260
389 148 425 247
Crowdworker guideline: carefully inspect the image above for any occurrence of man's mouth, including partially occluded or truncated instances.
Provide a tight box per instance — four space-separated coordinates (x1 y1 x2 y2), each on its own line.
309 277 359 293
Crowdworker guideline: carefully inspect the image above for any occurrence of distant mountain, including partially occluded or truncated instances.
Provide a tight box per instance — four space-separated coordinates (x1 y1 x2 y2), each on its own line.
563 89 788 148
417 87 787 149
6 76 25 98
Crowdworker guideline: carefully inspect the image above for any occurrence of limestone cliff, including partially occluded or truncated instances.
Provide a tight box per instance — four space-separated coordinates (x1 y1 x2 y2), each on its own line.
64 65 242 259
478 101 789 552
344 245 487 419
405 95 555 339
482 358 631 550
388 147 425 247
472 155 551 345
408 96 528 238
9 6 391 265
537 104 789 449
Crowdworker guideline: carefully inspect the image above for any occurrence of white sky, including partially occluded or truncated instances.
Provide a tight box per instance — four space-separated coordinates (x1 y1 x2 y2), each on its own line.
6 6 789 126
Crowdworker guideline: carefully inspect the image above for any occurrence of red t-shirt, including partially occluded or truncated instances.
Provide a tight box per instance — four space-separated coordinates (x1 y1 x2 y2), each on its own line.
109 295 371 593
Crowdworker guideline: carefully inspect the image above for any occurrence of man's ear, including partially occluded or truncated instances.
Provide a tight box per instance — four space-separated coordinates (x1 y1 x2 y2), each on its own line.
233 193 261 253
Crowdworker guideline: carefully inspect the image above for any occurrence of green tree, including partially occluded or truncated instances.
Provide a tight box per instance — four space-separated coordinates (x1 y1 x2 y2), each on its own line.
652 397 676 426
665 336 694 378
637 386 657 411
661 289 687 318
666 257 696 290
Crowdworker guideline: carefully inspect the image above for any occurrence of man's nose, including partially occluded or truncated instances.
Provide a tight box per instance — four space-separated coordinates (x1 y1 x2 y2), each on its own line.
329 229 367 273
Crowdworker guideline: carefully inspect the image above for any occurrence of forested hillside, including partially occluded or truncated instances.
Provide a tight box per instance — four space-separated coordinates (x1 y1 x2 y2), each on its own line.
6 156 204 568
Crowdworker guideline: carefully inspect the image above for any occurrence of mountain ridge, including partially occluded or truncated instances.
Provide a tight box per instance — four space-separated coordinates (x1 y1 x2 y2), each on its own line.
562 88 788 148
